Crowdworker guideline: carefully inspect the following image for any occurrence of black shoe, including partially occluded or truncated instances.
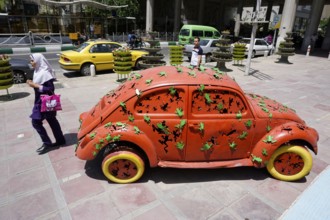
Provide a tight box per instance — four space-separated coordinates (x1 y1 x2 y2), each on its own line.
53 140 66 147
36 143 53 153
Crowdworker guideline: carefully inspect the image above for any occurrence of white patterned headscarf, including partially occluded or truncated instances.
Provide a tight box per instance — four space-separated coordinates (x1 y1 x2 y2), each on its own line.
30 53 56 84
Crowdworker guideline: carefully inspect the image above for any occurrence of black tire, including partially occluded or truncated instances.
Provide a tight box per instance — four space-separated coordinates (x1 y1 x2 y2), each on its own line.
12 71 26 84
188 56 191 62
80 63 92 76
251 50 256 58
134 59 142 70
206 54 212 63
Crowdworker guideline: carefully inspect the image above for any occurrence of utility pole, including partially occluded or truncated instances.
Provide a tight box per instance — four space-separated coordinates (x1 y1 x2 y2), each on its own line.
245 0 262 76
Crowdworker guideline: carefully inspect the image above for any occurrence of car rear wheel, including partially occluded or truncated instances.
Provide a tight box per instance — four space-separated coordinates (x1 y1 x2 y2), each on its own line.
267 145 313 181
134 58 142 70
80 63 92 76
12 71 26 84
102 150 145 183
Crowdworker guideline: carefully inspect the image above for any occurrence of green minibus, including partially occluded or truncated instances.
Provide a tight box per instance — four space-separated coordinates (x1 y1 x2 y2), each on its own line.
178 25 220 45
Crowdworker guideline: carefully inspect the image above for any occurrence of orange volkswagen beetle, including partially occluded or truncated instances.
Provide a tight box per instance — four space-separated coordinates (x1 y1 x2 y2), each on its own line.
75 66 318 183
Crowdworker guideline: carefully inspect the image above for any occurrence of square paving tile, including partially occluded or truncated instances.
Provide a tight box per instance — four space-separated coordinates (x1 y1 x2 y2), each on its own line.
8 153 43 176
70 193 120 220
8 167 50 196
133 204 176 220
60 174 105 204
8 187 58 220
256 179 301 209
170 187 224 219
230 194 281 220
111 183 157 215
52 156 86 180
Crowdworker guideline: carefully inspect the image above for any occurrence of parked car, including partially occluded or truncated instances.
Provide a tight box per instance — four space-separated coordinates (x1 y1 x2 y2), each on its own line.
59 40 148 76
183 38 219 63
9 58 34 84
232 38 274 58
75 66 318 184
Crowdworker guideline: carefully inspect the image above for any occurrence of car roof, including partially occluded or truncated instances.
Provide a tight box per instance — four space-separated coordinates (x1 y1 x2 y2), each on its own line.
112 66 243 102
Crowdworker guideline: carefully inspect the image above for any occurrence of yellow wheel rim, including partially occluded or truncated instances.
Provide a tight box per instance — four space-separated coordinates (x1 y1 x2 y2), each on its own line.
102 151 145 184
267 145 313 181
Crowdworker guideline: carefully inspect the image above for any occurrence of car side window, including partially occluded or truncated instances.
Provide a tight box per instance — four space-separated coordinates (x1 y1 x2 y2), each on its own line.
109 44 121 52
256 40 263 45
191 87 247 116
260 40 268 46
192 30 203 37
135 87 186 115
205 31 213 37
91 44 110 53
211 40 219 47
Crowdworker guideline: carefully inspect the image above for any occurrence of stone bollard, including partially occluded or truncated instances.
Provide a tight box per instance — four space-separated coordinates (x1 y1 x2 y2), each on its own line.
306 45 311 57
90 64 96 77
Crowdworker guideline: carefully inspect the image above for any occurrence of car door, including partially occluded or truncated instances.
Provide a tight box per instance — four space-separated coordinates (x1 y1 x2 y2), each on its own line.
185 85 255 162
255 40 269 55
133 85 188 162
89 43 114 70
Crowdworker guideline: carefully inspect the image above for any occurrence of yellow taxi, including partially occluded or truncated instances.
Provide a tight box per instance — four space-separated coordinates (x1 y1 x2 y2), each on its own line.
59 40 148 76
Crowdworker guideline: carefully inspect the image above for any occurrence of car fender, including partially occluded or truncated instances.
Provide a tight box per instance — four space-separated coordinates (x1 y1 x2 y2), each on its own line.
76 124 158 166
250 121 318 168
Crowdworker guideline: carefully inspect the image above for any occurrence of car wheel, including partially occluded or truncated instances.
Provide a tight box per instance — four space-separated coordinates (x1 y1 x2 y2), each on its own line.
251 50 256 58
188 56 191 62
80 63 92 76
134 58 142 70
12 71 26 84
206 54 212 63
266 145 313 182
102 150 145 183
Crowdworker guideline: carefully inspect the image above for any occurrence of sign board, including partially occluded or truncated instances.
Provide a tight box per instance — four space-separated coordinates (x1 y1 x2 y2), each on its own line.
270 14 281 29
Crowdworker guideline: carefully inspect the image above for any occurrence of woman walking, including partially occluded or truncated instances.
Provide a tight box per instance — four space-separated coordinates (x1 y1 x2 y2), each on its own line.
27 53 66 154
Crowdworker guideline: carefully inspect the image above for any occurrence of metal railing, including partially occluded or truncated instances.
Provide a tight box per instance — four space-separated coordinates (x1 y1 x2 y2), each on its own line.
0 32 63 46
0 31 179 47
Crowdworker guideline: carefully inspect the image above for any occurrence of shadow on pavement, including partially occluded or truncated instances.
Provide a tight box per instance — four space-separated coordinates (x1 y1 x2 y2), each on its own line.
0 92 30 102
63 70 115 78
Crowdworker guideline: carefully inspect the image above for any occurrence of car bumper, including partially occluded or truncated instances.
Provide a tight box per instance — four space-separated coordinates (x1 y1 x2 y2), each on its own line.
59 62 80 71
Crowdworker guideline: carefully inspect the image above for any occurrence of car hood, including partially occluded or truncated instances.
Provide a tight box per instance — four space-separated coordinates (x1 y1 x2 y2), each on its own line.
246 93 304 123
78 86 127 140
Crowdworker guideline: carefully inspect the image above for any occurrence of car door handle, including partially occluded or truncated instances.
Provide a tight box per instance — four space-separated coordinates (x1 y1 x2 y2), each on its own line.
92 56 96 58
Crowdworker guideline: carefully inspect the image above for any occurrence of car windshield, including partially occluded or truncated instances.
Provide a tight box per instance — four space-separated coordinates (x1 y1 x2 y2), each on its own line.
239 39 251 44
199 39 209 46
180 29 190 36
73 42 90 52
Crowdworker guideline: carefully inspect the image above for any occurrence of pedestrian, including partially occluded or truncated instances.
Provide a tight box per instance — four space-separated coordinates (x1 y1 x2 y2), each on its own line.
190 37 203 68
265 33 273 45
311 33 318 52
27 53 66 154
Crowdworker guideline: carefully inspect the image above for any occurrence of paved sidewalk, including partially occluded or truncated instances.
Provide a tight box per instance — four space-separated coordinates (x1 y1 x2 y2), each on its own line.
0 53 329 220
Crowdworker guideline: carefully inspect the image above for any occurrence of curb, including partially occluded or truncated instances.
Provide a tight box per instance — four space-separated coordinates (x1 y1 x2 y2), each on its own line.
0 45 76 55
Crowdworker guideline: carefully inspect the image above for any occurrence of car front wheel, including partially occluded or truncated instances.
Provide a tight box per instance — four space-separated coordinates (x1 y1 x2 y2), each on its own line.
102 150 145 183
206 54 212 63
80 63 92 76
12 71 26 84
267 145 313 181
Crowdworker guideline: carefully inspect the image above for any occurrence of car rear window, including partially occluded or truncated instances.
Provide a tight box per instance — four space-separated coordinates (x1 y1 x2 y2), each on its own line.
73 42 89 52
180 29 190 36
